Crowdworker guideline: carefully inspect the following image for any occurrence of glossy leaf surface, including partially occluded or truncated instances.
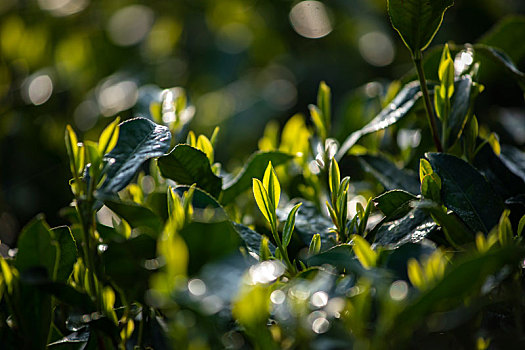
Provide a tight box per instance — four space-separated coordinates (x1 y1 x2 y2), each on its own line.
388 0 454 54
158 144 222 197
99 118 171 195
426 153 504 234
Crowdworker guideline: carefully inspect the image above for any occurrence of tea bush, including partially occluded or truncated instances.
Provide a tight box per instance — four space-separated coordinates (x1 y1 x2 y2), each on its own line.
1 1 525 349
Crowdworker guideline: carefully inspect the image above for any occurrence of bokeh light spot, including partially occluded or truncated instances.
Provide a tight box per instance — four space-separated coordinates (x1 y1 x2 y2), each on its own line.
107 5 154 46
290 1 332 39
358 31 395 67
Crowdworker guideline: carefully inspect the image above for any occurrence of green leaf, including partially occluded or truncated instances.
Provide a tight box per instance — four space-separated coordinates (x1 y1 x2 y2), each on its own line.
446 76 474 148
282 203 302 248
318 81 331 132
100 199 163 235
98 117 120 155
352 235 377 269
262 162 280 211
415 200 474 247
253 178 272 225
498 210 513 245
358 154 421 194
387 0 454 55
180 221 240 275
373 190 418 219
419 158 434 182
329 157 340 196
259 236 272 261
371 207 437 247
233 222 276 256
308 233 321 255
158 144 222 197
518 215 525 237
309 104 326 141
15 215 57 279
337 81 429 160
473 143 525 200
392 245 525 338
500 145 525 183
99 118 171 195
437 44 455 99
51 226 78 282
101 234 156 302
426 153 504 234
421 173 441 202
221 151 293 204
307 244 367 275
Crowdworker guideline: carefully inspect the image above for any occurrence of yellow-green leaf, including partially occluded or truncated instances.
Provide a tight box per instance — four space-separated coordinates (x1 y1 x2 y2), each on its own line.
329 157 340 195
419 158 434 182
309 233 321 255
407 258 425 290
438 44 455 99
262 162 280 210
253 178 273 225
352 235 377 269
98 117 120 155
197 135 214 164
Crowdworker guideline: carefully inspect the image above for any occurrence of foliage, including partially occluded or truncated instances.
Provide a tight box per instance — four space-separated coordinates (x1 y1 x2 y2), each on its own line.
1 1 525 350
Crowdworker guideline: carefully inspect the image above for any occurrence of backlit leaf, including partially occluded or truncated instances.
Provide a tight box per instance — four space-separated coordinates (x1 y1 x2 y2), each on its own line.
282 203 302 248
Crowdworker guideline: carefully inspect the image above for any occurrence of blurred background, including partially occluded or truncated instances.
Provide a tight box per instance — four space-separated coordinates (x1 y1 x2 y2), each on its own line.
1 0 524 244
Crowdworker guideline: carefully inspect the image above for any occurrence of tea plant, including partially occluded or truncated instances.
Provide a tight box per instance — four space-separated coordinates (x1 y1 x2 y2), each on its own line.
1 1 525 349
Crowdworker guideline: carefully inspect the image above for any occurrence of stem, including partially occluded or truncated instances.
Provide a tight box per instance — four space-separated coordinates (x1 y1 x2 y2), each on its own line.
413 52 443 153
77 199 98 305
270 222 296 274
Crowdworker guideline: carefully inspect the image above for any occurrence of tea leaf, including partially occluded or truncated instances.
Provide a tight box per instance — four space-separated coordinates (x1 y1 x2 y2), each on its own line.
263 162 280 211
158 144 222 197
426 153 504 234
15 215 57 279
388 0 454 55
282 203 302 248
337 81 428 160
329 157 340 195
51 226 78 282
98 117 120 156
253 178 272 225
373 190 417 219
259 236 272 261
359 154 421 194
309 233 321 255
101 199 163 234
99 118 171 195
318 81 331 132
352 235 377 269
222 151 293 204
446 76 474 148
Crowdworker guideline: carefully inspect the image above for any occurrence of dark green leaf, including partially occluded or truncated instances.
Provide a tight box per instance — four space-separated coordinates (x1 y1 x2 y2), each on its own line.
500 145 525 183
358 154 421 194
372 208 437 247
426 153 504 234
446 76 473 148
99 117 171 195
478 16 525 65
473 143 525 200
278 201 334 250
307 244 365 275
337 82 427 160
101 198 163 234
35 281 96 313
373 190 418 219
15 215 57 279
180 221 240 275
387 0 454 54
221 151 293 204
393 245 525 338
51 226 78 282
233 222 276 256
474 45 525 89
158 144 222 197
101 234 157 302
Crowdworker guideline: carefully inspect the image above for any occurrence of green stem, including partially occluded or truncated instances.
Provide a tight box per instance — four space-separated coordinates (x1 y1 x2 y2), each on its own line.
270 223 296 274
413 52 443 153
77 200 98 306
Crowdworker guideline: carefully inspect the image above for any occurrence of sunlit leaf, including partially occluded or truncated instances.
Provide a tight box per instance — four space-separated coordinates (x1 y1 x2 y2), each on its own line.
309 233 321 255
98 117 120 156
263 162 280 212
352 235 377 269
426 153 504 234
388 0 454 55
158 144 222 197
99 118 171 195
282 202 302 248
337 81 430 160
253 178 272 225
